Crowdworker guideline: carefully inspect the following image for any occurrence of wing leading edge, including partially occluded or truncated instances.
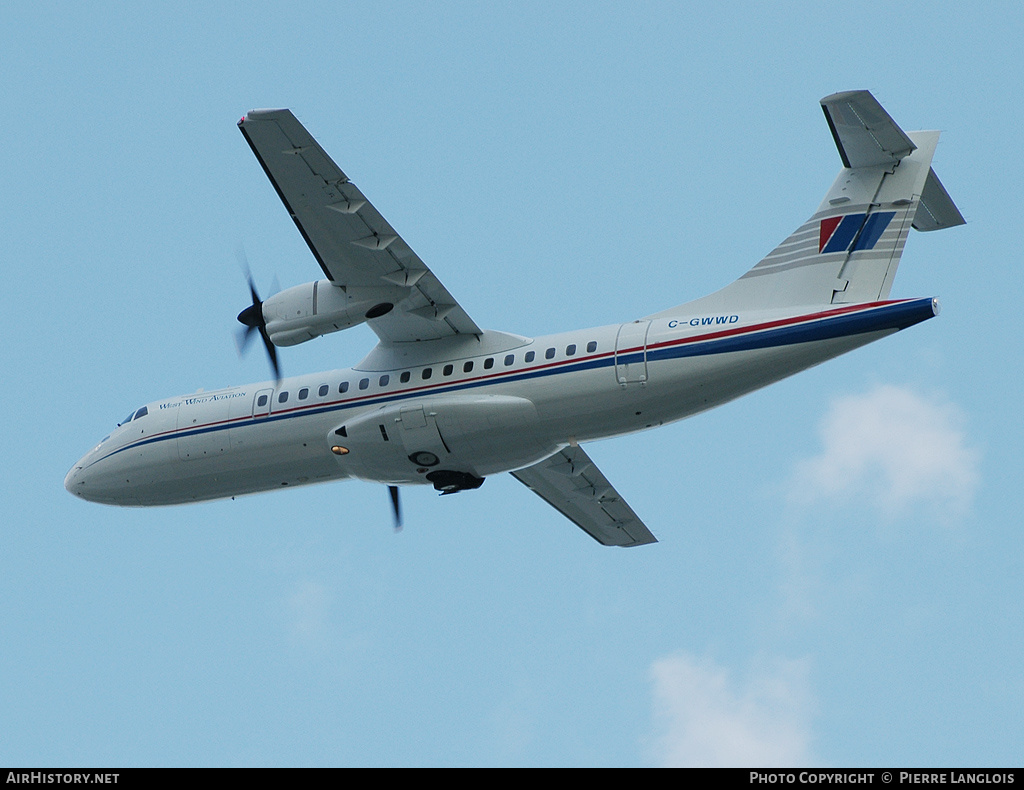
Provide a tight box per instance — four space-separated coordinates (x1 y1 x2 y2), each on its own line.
512 446 657 547
238 109 482 343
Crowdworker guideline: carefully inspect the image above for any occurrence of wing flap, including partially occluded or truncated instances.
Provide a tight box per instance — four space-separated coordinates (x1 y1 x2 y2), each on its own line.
511 446 657 547
239 109 482 342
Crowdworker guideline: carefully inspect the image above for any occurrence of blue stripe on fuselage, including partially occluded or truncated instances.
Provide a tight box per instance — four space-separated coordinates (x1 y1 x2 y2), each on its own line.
647 296 933 364
97 298 935 463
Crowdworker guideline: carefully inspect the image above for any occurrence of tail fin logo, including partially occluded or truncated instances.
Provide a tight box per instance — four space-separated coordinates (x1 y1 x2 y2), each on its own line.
819 212 896 254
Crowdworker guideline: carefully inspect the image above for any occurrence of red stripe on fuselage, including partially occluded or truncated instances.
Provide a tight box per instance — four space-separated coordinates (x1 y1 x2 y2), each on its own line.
107 300 908 456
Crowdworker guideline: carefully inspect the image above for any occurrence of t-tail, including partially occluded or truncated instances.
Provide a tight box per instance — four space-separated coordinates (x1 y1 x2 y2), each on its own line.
651 90 964 318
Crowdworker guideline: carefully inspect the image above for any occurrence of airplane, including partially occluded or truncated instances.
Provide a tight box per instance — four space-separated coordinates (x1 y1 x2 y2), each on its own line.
64 91 964 547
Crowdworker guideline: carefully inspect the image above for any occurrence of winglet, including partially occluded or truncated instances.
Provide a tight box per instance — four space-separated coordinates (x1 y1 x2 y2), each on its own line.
820 90 917 168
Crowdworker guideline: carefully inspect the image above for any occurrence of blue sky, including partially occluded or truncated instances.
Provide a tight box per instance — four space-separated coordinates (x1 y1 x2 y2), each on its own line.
3 1 1022 767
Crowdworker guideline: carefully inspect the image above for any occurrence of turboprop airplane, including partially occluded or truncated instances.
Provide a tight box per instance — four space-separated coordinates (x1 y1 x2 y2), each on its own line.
64 91 964 547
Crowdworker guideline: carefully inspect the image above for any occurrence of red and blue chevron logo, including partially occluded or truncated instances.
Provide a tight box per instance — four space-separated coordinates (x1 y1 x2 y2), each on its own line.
819 212 896 253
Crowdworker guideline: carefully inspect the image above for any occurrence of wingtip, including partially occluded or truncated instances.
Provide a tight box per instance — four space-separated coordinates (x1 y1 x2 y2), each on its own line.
819 89 872 106
239 108 291 125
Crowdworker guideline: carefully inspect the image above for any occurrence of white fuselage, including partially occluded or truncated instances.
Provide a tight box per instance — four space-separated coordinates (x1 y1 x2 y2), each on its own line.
65 298 937 506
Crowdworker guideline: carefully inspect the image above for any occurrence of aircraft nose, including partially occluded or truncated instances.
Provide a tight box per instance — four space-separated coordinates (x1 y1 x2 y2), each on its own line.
64 449 142 505
64 462 86 499
64 452 115 504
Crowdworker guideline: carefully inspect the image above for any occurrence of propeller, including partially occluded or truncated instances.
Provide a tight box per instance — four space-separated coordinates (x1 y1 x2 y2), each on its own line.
234 249 281 382
388 485 402 532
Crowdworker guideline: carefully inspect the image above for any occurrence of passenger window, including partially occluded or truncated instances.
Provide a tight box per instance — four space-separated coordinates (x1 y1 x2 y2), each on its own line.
257 395 268 407
298 387 309 400
443 364 453 376
545 347 556 359
484 358 494 369
318 385 329 397
400 371 411 383
379 375 390 387
565 344 576 356
359 378 369 390
422 368 432 380
463 361 474 373
339 381 349 394
278 391 289 403
504 354 514 366
525 351 535 363
587 341 597 353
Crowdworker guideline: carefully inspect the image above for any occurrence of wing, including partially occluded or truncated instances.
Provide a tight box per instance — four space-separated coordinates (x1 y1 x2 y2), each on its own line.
238 109 483 343
511 446 657 547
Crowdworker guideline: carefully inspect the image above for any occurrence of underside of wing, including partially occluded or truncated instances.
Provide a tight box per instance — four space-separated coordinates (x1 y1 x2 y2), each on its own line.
511 446 657 547
238 109 482 343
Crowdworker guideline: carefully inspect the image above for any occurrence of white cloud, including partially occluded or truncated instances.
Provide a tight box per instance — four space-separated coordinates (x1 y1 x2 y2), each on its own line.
287 579 334 653
788 385 980 522
281 577 375 668
487 683 538 763
647 653 816 767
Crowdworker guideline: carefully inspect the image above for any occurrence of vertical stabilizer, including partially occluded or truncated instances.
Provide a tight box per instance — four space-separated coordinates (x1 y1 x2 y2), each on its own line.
648 91 963 319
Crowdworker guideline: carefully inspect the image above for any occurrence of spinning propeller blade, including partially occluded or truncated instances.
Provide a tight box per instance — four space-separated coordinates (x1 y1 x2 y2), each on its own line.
234 249 281 382
389 485 402 532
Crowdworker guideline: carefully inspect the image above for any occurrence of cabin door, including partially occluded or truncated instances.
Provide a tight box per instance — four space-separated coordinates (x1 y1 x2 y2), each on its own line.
614 320 651 386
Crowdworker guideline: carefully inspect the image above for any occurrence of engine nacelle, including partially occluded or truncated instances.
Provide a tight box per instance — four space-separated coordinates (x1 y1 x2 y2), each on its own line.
262 280 403 346
327 394 561 486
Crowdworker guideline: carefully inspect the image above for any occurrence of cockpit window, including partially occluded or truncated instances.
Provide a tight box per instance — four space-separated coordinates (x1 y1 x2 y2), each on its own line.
119 404 149 425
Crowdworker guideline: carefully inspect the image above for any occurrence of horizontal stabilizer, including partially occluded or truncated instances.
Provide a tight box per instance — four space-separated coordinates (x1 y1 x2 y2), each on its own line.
649 91 963 316
914 167 966 231
821 90 917 168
